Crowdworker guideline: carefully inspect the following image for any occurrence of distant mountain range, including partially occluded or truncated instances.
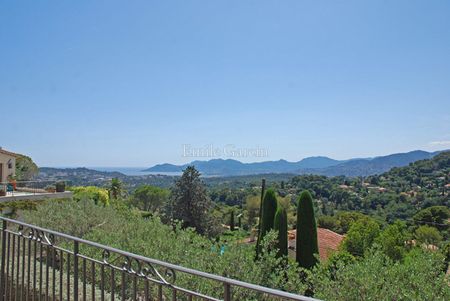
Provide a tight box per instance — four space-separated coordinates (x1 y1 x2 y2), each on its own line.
144 150 445 177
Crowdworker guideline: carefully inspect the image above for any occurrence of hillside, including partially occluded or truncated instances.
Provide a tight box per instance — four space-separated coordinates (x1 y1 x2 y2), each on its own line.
144 150 443 177
285 150 450 223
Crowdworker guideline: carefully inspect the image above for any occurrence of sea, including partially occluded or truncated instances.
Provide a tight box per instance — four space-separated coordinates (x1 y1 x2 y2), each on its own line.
88 167 182 177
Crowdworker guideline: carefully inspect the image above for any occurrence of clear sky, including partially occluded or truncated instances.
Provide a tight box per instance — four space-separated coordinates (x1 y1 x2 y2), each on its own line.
1 1 449 167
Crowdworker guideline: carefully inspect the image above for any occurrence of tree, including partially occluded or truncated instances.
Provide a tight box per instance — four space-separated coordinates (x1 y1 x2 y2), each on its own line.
317 215 339 232
274 206 288 258
132 185 169 212
230 210 235 231
414 225 442 246
256 189 278 256
342 218 380 257
336 211 372 234
375 221 410 260
413 206 449 231
245 195 260 230
109 178 124 199
296 190 319 269
164 166 216 236
15 154 38 181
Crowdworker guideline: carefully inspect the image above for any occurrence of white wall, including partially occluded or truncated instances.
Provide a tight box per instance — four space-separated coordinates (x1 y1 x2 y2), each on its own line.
0 153 16 183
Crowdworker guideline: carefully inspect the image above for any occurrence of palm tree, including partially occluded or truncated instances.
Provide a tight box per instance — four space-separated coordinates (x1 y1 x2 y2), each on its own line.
109 178 123 199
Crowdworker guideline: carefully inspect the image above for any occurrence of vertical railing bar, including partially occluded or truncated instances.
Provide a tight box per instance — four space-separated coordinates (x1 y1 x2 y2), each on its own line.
144 279 149 301
38 243 42 301
100 265 105 301
59 250 63 301
0 220 7 301
120 271 125 301
32 241 36 301
91 261 95 301
27 238 31 301
52 248 56 301
73 241 79 301
158 285 162 301
110 268 115 301
5 232 11 301
10 235 15 301
172 288 176 301
224 283 231 301
9 235 16 299
45 245 49 301
82 259 86 301
67 253 71 301
21 236 25 301
132 275 137 301
15 235 21 301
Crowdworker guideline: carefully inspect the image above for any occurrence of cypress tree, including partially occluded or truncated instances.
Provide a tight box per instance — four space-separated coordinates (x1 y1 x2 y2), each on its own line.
238 213 242 229
230 210 235 231
296 190 319 269
274 206 288 258
256 189 278 256
255 179 266 256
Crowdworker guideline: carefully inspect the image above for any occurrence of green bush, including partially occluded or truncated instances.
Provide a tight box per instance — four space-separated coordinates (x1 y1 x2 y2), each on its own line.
414 225 442 246
375 220 410 260
71 186 110 206
312 249 450 300
342 218 380 257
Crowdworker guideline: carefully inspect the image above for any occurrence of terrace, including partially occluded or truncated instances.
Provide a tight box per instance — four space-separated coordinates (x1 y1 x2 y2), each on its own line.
0 181 72 203
0 217 319 301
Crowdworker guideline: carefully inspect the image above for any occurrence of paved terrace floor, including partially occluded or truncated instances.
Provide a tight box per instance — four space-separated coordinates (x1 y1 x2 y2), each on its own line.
0 191 73 202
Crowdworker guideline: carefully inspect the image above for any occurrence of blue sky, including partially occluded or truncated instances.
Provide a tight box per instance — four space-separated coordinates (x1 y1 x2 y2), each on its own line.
1 1 449 167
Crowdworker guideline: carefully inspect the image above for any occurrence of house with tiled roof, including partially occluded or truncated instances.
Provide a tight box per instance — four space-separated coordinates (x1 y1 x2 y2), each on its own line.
288 228 344 260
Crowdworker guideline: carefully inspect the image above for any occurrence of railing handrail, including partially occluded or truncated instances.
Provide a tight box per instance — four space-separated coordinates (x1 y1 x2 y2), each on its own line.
0 216 319 301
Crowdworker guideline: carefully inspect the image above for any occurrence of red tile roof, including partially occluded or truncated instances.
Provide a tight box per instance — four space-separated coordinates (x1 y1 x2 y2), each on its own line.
288 228 344 260
0 148 18 157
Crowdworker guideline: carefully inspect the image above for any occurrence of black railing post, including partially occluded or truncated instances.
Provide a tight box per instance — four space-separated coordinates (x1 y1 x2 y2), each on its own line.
73 241 79 301
0 220 7 301
224 283 231 301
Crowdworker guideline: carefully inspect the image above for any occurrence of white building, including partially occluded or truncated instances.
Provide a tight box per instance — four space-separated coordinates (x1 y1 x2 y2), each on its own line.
0 148 17 183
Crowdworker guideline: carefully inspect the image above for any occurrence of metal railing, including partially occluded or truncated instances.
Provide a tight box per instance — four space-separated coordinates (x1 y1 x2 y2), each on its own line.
0 181 67 197
0 217 319 301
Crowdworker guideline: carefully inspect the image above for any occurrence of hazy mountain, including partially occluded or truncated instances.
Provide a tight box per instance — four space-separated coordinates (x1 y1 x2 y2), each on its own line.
302 150 442 177
144 150 444 177
144 156 342 176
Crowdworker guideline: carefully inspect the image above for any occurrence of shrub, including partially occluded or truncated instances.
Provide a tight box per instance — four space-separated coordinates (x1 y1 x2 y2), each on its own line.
342 218 380 257
71 186 110 206
414 225 442 246
312 249 450 300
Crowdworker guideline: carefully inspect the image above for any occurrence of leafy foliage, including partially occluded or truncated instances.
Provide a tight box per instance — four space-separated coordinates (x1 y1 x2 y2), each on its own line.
342 218 380 257
71 186 110 206
21 192 450 300
15 154 38 181
375 220 411 260
414 225 443 245
131 184 169 212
